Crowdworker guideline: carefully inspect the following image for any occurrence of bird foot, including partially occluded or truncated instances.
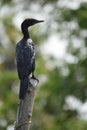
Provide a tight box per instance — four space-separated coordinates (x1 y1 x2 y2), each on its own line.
31 76 39 83
30 78 39 87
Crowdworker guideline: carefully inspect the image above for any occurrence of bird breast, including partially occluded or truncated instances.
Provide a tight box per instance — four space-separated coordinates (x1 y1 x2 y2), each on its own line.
27 38 32 43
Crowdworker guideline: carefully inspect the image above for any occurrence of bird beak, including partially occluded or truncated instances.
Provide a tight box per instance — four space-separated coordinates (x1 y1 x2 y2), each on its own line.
37 20 44 23
39 20 44 22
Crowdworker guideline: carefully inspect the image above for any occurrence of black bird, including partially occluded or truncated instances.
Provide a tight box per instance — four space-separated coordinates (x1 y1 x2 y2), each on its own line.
16 18 44 99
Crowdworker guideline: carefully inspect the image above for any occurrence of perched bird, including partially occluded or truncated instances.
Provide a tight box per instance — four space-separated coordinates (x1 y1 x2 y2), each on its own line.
16 18 44 99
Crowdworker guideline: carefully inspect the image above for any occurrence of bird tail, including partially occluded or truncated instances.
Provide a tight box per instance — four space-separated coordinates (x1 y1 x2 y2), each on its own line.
19 78 29 99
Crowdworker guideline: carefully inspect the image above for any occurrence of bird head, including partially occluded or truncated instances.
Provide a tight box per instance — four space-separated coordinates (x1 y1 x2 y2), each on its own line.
21 18 44 38
21 18 44 29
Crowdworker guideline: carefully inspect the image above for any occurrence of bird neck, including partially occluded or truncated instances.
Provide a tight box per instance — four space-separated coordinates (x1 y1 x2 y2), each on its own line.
22 27 30 39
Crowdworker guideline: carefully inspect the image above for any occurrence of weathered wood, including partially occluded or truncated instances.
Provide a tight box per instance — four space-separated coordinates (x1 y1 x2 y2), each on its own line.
14 78 38 130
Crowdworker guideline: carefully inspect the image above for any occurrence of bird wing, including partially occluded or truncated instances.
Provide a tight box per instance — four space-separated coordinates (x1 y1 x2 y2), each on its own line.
16 40 35 79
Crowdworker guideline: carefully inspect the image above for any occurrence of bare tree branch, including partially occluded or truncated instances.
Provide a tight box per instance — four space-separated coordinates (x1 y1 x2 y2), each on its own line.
14 78 39 130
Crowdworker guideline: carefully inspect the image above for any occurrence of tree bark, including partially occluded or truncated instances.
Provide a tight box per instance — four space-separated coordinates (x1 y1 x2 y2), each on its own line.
14 78 38 130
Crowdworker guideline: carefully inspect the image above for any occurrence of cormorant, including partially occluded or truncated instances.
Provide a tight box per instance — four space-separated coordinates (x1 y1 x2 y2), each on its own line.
16 18 44 99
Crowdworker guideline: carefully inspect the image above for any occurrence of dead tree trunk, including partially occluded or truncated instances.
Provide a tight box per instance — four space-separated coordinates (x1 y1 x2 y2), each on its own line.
14 78 38 130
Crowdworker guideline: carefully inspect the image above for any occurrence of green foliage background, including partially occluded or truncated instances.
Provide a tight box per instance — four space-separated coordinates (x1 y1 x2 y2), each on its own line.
0 0 87 130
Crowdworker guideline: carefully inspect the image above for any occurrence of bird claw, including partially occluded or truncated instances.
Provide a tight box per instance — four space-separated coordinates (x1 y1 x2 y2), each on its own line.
29 78 39 87
31 76 39 83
